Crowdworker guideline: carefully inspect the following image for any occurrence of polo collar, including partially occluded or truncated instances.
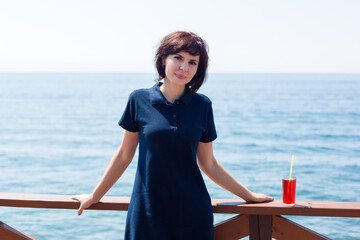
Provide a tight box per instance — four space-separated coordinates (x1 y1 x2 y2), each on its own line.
150 82 192 105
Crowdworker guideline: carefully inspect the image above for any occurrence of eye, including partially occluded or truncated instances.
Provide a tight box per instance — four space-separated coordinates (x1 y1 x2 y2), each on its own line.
190 61 197 66
174 56 182 60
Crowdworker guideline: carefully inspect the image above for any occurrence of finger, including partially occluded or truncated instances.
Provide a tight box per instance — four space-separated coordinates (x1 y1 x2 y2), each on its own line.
78 205 84 216
264 196 274 202
72 196 83 215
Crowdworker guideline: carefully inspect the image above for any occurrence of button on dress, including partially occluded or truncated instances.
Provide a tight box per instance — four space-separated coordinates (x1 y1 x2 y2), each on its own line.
119 82 217 240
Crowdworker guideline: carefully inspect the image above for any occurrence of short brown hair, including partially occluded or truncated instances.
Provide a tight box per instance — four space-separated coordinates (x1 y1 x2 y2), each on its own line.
155 31 209 93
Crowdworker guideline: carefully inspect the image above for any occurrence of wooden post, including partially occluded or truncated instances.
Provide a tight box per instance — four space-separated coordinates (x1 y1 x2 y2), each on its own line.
249 215 260 240
249 215 272 240
259 215 272 239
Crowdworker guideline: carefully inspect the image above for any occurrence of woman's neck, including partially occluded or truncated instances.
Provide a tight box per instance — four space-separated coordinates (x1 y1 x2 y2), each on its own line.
160 79 185 103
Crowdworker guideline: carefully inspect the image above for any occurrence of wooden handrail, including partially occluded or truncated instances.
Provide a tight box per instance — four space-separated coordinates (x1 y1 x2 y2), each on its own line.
1 193 359 217
1 193 360 240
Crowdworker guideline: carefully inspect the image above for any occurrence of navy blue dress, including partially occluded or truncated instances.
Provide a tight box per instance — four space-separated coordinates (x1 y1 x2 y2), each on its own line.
119 82 217 240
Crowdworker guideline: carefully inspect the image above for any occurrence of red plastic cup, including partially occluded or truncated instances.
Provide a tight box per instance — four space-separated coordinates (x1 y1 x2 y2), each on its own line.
282 176 296 206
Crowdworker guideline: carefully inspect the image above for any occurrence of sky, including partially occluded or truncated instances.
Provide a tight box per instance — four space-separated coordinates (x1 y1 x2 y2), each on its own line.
0 0 359 73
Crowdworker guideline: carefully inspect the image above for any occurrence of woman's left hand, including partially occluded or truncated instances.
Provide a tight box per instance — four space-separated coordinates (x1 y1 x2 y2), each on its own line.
246 193 274 203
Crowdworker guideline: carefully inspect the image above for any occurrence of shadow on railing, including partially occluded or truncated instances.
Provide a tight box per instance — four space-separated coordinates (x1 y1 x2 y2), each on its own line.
1 193 360 240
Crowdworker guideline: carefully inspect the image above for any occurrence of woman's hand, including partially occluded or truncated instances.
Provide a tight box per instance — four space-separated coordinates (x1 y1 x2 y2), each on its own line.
71 194 97 216
245 192 274 203
197 142 274 204
71 131 138 216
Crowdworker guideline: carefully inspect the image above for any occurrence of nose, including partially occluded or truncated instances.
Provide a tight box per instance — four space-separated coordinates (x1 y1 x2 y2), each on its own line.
179 62 189 72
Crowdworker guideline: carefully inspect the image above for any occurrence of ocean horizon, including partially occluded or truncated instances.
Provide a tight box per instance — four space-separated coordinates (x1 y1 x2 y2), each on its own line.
1 73 359 239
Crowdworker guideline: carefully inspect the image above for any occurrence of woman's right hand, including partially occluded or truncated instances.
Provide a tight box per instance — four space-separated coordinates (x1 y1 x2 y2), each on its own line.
71 194 97 216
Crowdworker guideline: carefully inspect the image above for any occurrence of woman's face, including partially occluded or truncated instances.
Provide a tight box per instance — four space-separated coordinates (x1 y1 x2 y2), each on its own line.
163 51 199 87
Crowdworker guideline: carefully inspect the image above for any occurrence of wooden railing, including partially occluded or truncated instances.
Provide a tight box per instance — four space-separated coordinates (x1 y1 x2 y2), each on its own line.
1 193 360 240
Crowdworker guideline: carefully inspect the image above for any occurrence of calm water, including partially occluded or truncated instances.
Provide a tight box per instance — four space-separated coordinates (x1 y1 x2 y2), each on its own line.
0 73 359 239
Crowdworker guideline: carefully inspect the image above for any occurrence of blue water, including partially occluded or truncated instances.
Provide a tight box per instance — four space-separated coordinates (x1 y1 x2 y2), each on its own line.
0 73 359 239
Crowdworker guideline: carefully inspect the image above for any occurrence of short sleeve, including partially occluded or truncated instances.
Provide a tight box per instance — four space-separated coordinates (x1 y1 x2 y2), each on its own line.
200 102 217 143
118 92 139 132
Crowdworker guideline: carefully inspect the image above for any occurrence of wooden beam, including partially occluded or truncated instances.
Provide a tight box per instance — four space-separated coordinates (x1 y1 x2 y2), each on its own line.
272 215 331 240
0 193 130 211
214 214 249 240
0 221 38 240
1 193 360 218
212 199 360 217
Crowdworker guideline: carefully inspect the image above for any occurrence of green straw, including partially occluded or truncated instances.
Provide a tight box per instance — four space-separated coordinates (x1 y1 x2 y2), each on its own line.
289 155 294 180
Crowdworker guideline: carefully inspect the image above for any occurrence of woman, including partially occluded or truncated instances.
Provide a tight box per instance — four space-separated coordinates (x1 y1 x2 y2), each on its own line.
72 31 273 240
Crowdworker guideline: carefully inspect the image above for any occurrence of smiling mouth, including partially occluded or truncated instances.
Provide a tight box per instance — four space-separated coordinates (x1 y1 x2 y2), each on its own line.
175 73 186 79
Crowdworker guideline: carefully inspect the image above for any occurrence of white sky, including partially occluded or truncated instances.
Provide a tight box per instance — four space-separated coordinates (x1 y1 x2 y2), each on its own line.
0 0 359 73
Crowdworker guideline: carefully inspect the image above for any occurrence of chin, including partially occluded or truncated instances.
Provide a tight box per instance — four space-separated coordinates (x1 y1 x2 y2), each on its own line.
168 78 191 86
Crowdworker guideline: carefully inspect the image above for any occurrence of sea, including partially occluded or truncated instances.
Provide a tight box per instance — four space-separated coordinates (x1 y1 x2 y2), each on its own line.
0 73 359 240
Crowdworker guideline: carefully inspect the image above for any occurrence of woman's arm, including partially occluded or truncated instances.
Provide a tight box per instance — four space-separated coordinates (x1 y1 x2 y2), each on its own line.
196 141 273 203
72 130 139 215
